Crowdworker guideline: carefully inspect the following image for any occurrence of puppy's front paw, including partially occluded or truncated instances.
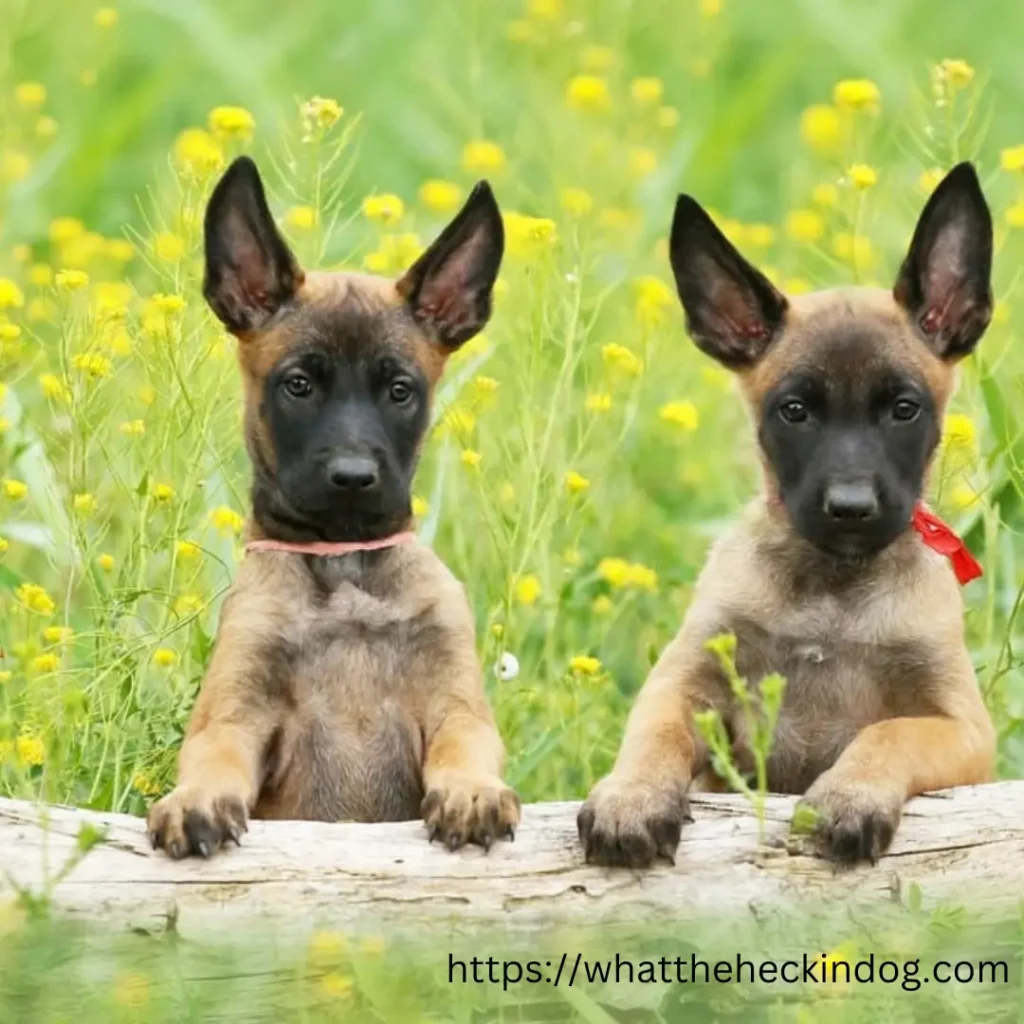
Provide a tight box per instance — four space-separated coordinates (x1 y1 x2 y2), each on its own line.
147 785 248 859
421 772 521 851
798 773 903 863
577 776 691 869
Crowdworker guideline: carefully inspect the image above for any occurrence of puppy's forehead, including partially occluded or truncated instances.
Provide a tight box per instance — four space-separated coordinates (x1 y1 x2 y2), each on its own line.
238 271 444 382
744 287 954 405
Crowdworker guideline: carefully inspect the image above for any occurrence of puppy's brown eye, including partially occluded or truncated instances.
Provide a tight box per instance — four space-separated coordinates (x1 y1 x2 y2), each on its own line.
389 380 413 405
779 399 808 424
892 398 920 422
284 373 312 398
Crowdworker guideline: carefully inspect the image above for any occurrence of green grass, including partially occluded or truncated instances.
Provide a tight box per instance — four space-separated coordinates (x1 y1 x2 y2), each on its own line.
3 0 1024 1017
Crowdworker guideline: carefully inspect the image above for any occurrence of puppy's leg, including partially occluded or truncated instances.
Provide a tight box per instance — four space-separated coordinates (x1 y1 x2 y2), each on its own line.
148 617 282 859
800 659 995 862
578 635 713 868
420 657 520 850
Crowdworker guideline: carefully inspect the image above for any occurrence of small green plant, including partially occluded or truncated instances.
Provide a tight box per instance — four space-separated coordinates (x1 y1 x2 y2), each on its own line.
693 633 787 844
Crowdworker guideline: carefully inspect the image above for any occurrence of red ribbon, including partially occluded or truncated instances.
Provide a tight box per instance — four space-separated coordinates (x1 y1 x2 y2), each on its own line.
911 503 983 585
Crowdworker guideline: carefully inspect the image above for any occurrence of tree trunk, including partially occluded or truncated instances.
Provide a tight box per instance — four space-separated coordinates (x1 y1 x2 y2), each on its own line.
2 783 1022 941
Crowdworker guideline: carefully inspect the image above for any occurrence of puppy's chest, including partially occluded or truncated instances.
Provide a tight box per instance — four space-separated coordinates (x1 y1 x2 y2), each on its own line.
719 607 939 793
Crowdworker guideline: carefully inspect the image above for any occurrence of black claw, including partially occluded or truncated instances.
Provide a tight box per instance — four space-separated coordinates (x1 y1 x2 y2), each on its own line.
506 825 516 842
481 833 493 852
169 841 182 859
198 840 211 858
447 833 462 852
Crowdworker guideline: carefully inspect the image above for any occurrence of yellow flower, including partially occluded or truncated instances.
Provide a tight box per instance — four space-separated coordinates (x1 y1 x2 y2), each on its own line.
602 343 643 376
362 193 406 225
565 470 591 495
833 78 881 113
43 626 74 644
107 238 135 262
119 419 146 437
154 232 186 262
55 269 89 292
656 105 680 129
29 653 59 674
93 6 119 28
598 557 630 587
3 479 28 501
659 401 700 431
208 105 255 139
72 353 112 379
211 505 244 534
592 595 613 616
308 929 347 965
1007 204 1024 229
811 183 839 209
832 232 874 267
15 733 45 765
0 536 7 553
460 449 482 469
580 45 616 72
498 481 516 504
173 128 225 177
626 562 658 591
938 58 974 89
35 115 58 139
112 972 150 1010
14 82 46 109
1001 145 1024 173
363 233 424 274
566 75 611 113
320 973 354 1000
630 77 664 106
153 648 178 668
139 384 157 405
784 277 813 295
633 275 675 326
785 209 825 244
919 168 944 193
150 292 185 314
570 655 602 676
470 375 499 402
515 574 541 605
527 0 563 18
361 936 386 957
73 492 97 517
0 669 11 682
943 413 976 450
151 482 175 502
301 96 344 130
280 205 316 232
2 152 31 183
444 407 476 438
411 495 429 518
174 593 204 617
585 392 612 413
462 140 506 174
846 164 877 190
176 539 201 560
949 481 981 510
799 104 842 153
559 187 593 217
628 146 658 178
505 19 535 43
132 773 161 797
418 179 462 215
49 217 84 244
993 299 1011 325
700 0 723 16
16 583 55 614
40 370 72 397
27 264 52 288
503 212 558 258
81 69 99 88
97 553 115 571
0 279 25 309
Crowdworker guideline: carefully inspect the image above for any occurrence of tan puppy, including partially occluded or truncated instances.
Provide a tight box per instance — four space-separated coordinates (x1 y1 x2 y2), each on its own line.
148 157 519 857
579 163 997 866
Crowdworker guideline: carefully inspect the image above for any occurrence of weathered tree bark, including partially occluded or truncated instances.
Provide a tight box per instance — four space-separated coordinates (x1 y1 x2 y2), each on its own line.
2 784 1023 941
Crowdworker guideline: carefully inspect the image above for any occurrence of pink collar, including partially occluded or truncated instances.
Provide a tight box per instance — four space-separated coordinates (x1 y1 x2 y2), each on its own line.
245 531 416 557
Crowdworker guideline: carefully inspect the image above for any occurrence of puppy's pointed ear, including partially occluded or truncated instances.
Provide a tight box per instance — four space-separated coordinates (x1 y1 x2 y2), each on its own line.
668 195 788 368
203 156 303 334
397 181 504 348
893 162 993 361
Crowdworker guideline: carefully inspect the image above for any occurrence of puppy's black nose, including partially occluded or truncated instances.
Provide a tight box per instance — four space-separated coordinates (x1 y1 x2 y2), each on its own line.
823 482 879 521
327 456 379 492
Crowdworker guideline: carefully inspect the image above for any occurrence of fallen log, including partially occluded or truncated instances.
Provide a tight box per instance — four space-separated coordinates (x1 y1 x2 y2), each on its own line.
2 783 1023 941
